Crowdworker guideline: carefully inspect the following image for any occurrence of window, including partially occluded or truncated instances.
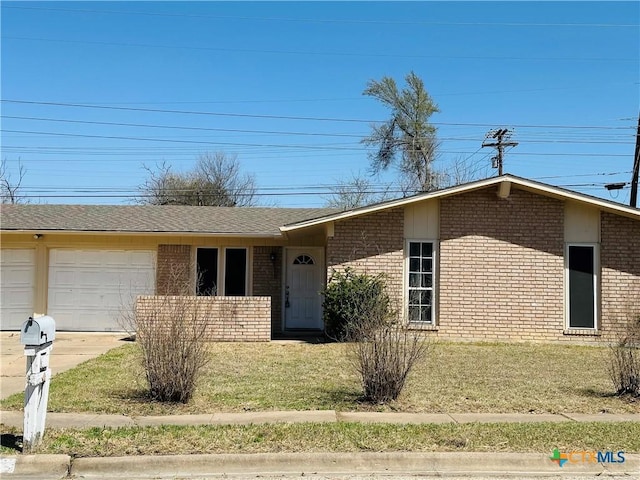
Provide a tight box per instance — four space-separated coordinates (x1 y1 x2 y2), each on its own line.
196 248 218 296
293 254 314 265
407 241 435 323
196 247 248 296
566 244 598 329
224 248 247 296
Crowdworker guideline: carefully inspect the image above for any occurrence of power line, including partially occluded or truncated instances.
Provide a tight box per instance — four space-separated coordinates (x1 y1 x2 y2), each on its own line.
5 5 638 27
3 99 635 130
1 141 631 159
3 116 634 144
534 171 632 180
5 35 636 62
1 115 366 138
0 130 364 150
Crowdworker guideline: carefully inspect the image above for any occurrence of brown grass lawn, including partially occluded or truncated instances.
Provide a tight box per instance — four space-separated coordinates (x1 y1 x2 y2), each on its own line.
2 421 639 456
1 341 638 415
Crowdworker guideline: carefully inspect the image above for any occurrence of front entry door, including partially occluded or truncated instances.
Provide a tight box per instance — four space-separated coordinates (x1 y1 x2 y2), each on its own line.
284 248 324 330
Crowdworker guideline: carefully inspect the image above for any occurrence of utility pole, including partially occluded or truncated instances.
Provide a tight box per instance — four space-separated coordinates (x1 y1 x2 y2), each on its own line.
482 128 518 175
630 113 640 208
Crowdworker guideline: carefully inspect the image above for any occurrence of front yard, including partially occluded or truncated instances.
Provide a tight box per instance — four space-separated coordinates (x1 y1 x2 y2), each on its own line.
2 341 638 415
2 341 639 456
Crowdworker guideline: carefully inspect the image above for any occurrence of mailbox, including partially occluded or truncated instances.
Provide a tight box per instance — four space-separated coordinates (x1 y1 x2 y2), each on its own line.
20 316 56 346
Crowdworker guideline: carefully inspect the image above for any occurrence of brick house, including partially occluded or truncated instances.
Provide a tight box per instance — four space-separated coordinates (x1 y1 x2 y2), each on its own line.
1 175 639 343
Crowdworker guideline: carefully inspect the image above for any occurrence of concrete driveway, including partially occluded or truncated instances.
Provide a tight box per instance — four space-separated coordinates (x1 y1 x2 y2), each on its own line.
0 332 129 400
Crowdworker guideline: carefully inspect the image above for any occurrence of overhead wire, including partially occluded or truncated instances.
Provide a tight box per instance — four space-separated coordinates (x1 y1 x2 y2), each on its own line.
5 36 637 62
2 100 636 130
2 116 635 144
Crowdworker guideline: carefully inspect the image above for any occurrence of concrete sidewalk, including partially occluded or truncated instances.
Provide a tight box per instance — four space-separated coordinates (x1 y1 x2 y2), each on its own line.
1 411 638 478
1 409 638 429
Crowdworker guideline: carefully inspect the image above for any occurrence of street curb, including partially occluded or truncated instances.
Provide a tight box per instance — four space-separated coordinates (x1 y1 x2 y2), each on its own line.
70 452 640 478
0 454 70 479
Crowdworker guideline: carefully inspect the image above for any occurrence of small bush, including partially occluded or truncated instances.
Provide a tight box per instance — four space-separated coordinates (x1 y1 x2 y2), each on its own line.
351 320 428 403
609 311 640 397
135 295 211 403
322 268 391 341
326 268 429 403
123 265 211 403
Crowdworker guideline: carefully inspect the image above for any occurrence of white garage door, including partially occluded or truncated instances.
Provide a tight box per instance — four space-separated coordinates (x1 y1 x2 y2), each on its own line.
0 249 36 330
48 249 156 331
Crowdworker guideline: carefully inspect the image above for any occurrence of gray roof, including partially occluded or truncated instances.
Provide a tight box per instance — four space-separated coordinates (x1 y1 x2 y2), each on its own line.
0 204 339 236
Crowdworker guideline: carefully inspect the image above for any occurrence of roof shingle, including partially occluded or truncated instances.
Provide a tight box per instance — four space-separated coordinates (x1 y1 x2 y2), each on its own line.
0 204 339 236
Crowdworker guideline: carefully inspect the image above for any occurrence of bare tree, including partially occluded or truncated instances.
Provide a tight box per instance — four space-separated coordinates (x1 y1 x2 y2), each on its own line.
362 71 441 194
1 158 28 204
441 155 490 187
138 152 258 206
325 174 392 210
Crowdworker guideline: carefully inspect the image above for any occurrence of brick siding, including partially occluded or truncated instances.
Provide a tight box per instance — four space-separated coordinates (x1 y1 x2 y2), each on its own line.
136 295 271 342
600 212 640 342
327 208 404 307
156 244 192 295
437 188 567 343
252 246 283 337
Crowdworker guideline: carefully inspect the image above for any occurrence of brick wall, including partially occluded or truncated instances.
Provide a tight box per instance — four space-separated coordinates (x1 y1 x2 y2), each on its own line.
252 246 283 337
136 295 271 342
156 244 192 295
327 208 404 307
600 212 640 342
437 188 567 343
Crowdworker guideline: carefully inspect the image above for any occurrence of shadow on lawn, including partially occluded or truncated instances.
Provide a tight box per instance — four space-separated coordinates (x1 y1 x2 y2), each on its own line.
578 387 620 399
320 387 366 406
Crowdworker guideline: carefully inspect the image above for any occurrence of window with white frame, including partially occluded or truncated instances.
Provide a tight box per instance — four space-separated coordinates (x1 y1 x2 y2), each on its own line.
407 241 435 323
196 247 248 296
566 244 598 329
196 247 218 296
224 248 248 296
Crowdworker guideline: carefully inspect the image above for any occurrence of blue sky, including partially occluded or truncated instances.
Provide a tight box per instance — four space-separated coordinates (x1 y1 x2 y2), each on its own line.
1 1 638 206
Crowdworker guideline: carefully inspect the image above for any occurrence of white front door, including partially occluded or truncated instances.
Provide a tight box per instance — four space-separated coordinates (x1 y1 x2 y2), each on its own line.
284 248 324 330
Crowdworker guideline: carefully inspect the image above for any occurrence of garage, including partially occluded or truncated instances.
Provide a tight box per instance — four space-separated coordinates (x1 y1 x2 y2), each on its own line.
47 249 156 331
0 249 36 330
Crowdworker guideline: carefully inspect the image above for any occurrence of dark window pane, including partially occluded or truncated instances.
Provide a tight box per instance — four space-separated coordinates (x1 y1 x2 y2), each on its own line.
409 305 420 322
421 306 432 323
409 273 420 287
568 246 595 328
409 290 421 304
225 248 247 296
197 248 218 296
421 274 433 288
422 258 433 273
421 290 432 305
421 243 433 257
409 258 420 272
409 242 420 256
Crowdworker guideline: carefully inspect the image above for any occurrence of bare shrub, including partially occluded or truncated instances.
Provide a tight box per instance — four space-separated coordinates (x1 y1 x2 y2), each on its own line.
609 309 640 397
338 271 428 403
123 265 211 403
350 320 428 403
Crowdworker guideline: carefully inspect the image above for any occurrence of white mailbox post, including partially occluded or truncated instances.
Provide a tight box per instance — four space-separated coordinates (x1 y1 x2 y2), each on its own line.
20 316 55 452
